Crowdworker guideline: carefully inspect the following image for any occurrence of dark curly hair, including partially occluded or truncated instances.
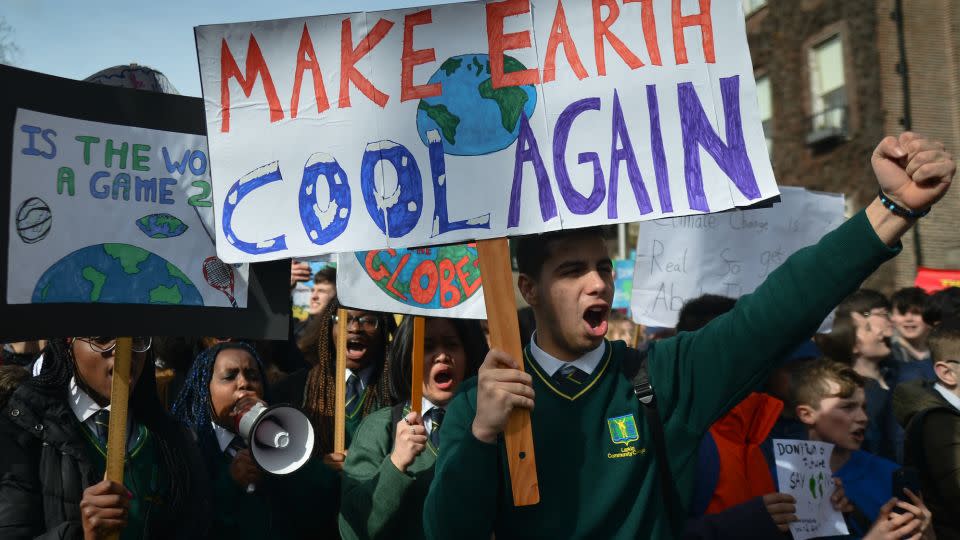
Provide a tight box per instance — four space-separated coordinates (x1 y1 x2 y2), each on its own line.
302 296 396 455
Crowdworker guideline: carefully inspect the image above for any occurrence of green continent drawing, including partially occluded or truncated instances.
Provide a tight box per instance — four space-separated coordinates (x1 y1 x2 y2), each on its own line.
418 101 461 145
32 243 203 306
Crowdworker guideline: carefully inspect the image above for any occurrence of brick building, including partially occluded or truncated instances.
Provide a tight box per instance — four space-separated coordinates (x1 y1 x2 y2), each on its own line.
744 0 960 292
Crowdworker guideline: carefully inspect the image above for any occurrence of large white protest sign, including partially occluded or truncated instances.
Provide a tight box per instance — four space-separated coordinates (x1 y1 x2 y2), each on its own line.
630 187 844 328
774 439 849 540
337 243 486 318
196 0 778 263
7 109 250 308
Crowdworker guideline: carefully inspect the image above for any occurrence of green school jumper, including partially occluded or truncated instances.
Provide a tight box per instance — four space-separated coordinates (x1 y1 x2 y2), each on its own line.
82 425 165 540
340 404 437 540
424 210 899 540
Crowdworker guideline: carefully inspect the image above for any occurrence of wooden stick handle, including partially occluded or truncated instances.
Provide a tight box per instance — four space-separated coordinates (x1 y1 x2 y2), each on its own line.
104 337 132 540
476 238 540 506
334 308 348 454
411 316 425 415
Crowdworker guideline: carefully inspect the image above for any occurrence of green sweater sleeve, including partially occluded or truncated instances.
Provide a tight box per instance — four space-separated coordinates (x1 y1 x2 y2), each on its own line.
423 379 499 540
650 209 900 436
340 407 417 540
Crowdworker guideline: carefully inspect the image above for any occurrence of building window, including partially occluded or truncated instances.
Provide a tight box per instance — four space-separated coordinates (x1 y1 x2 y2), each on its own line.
807 34 848 145
756 75 772 158
742 0 767 16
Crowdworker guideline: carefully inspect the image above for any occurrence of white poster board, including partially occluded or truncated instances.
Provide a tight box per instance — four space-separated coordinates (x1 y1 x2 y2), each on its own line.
774 439 849 540
8 109 249 307
196 0 778 263
337 243 486 318
630 187 844 328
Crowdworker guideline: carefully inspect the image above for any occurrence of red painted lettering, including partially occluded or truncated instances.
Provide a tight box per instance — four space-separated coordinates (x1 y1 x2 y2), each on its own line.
364 250 392 281
410 260 439 305
542 0 588 83
454 254 482 297
220 35 284 133
592 0 644 76
672 0 715 64
626 0 662 65
401 9 442 102
291 24 331 118
438 258 462 308
486 0 540 89
386 253 410 300
339 17 395 108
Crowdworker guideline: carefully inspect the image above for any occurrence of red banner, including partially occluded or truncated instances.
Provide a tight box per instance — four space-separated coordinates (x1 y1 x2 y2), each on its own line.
915 267 960 293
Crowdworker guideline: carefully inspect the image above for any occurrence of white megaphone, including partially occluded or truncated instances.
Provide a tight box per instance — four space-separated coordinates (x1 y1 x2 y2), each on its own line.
234 401 316 476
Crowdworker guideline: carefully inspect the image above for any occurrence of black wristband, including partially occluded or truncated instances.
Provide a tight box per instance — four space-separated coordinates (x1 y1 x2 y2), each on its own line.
877 189 931 219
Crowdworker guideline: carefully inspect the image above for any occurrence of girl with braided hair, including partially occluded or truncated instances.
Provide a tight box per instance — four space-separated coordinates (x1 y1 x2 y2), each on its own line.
271 296 396 471
172 341 338 540
0 337 210 539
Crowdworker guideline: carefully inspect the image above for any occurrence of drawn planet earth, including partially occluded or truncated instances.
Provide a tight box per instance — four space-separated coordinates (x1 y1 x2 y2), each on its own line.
15 197 52 244
136 213 188 239
32 243 203 305
416 54 538 156
357 244 481 310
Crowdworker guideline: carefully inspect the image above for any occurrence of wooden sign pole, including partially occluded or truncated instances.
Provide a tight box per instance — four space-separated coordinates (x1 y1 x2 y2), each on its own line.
104 337 132 540
410 316 425 414
476 238 540 506
334 308 348 454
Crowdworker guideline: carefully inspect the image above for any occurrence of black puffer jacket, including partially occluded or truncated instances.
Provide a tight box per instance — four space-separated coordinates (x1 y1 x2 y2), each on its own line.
0 343 210 539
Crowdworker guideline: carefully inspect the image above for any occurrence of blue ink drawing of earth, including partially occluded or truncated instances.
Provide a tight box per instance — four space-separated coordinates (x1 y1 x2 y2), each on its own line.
32 243 203 305
416 54 537 156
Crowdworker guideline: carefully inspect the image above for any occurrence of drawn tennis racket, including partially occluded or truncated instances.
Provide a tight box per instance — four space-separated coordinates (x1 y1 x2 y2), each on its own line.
203 256 238 308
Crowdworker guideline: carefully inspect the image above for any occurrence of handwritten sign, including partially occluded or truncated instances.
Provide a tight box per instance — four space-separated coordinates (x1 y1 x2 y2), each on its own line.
7 109 250 308
774 439 848 540
0 65 289 341
336 243 485 318
195 0 778 263
630 187 844 328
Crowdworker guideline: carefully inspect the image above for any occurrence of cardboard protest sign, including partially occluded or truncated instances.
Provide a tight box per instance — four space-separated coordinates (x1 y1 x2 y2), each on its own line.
336 243 485 318
0 65 289 341
195 0 778 263
773 439 849 540
630 187 844 328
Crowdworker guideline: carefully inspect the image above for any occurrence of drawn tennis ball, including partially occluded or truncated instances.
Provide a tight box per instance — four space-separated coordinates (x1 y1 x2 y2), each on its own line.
16 197 52 244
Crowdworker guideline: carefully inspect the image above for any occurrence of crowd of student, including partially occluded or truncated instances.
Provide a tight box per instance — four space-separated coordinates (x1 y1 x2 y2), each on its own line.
0 130 956 540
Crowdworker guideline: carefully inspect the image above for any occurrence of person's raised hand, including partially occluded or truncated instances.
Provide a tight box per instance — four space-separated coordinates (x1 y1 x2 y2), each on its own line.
80 479 130 540
872 132 955 211
471 349 535 444
390 411 427 473
290 260 311 288
762 492 798 532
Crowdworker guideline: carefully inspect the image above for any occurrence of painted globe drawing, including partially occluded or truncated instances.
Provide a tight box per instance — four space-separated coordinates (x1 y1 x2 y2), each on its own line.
32 243 203 305
16 197 52 244
416 54 538 156
357 244 481 310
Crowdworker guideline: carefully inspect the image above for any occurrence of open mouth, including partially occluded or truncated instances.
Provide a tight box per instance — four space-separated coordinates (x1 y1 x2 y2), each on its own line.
432 364 455 392
583 305 609 337
346 337 368 360
851 428 865 443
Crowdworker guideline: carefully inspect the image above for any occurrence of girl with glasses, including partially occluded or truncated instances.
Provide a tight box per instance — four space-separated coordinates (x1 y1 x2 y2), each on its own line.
0 338 210 539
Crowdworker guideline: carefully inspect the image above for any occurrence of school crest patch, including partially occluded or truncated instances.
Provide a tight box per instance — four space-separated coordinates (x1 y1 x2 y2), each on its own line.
607 414 639 446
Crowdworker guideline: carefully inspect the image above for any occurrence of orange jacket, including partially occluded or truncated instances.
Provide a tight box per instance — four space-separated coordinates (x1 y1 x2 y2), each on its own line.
705 392 783 514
